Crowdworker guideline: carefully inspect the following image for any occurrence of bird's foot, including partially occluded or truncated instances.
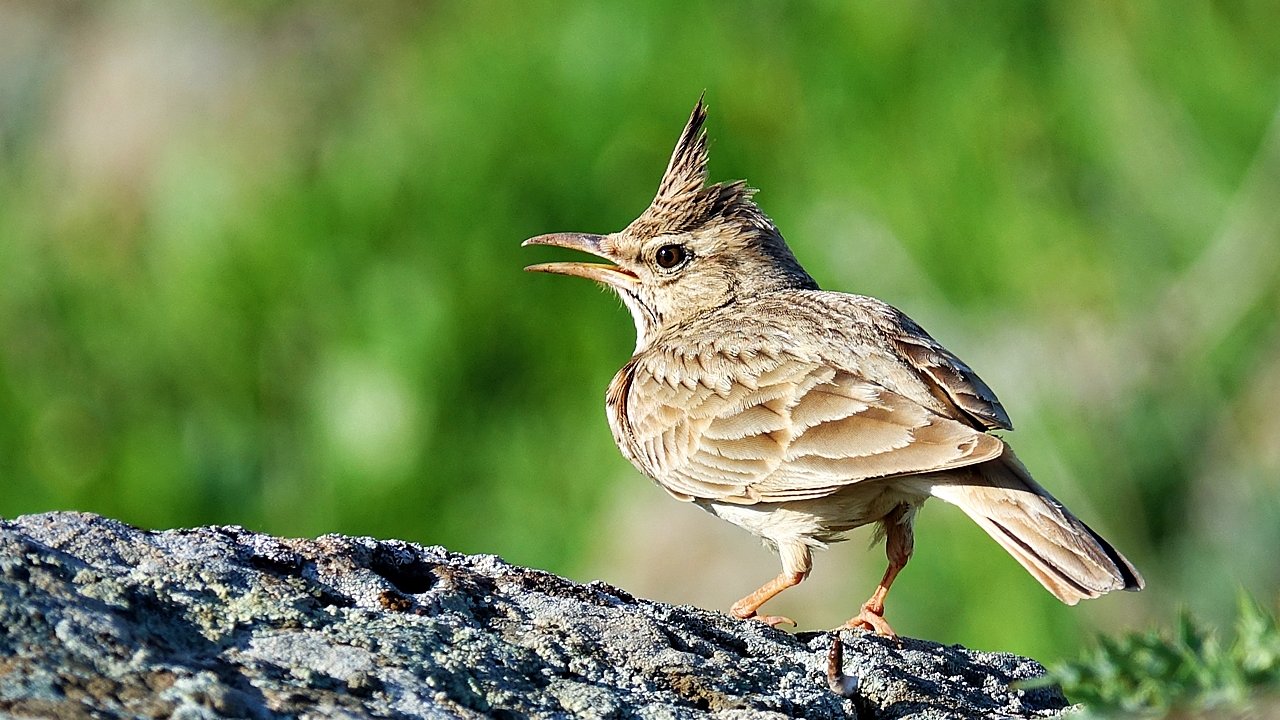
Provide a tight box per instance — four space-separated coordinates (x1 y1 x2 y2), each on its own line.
731 594 798 629
841 604 897 640
733 607 797 628
734 609 797 628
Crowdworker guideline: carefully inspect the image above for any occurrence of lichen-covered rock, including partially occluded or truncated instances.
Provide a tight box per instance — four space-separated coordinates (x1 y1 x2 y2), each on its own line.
0 512 1069 718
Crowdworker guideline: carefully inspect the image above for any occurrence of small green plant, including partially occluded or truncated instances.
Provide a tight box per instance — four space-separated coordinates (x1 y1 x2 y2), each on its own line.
1036 595 1280 717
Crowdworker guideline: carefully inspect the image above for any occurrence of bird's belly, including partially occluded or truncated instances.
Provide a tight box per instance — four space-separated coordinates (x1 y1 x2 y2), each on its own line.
700 479 930 547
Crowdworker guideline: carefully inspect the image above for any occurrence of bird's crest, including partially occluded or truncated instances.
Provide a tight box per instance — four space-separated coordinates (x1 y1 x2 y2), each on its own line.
629 96 762 238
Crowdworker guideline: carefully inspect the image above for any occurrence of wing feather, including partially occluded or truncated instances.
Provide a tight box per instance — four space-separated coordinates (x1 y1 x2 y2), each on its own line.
704 401 789 440
892 328 1012 431
621 351 1004 504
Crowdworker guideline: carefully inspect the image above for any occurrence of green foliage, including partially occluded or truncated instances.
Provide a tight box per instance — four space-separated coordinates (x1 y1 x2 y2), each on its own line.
1041 596 1280 717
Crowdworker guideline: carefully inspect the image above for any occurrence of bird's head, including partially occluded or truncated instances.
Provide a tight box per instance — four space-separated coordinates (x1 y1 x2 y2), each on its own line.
524 98 816 350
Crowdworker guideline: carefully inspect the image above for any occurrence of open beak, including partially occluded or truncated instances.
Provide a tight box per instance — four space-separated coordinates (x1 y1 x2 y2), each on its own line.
522 233 638 291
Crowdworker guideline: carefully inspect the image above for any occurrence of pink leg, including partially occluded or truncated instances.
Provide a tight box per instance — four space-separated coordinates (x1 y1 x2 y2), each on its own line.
843 504 914 639
731 540 812 628
730 571 805 627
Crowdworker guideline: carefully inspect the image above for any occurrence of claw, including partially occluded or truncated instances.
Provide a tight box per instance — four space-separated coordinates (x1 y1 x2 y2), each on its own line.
841 605 897 640
753 614 797 629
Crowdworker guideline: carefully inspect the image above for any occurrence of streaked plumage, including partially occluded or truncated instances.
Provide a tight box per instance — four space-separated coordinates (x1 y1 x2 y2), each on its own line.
524 98 1142 635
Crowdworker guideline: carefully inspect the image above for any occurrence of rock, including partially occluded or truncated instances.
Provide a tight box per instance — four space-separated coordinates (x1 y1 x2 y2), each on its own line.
0 512 1069 719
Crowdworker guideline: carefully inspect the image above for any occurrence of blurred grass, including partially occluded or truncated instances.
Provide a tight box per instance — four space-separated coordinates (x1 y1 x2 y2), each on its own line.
1 1 1279 660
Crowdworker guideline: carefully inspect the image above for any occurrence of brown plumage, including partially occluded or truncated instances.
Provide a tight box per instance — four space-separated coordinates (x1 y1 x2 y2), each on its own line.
523 98 1143 636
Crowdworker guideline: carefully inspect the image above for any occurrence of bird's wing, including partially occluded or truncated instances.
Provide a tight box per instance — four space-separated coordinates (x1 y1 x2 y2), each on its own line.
887 313 1013 431
620 350 1005 504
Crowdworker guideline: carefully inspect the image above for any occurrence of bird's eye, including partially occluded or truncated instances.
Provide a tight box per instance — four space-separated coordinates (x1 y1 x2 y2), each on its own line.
654 244 688 270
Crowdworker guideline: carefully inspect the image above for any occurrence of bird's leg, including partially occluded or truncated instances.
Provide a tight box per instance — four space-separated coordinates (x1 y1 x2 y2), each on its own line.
730 571 805 627
844 504 915 638
731 541 811 628
846 564 902 637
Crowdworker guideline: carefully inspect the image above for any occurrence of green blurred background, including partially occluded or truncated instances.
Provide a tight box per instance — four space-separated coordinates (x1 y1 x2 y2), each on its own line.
2 1 1279 661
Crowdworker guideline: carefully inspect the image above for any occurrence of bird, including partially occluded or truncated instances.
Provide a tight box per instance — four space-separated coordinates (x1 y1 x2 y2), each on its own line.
522 97 1143 637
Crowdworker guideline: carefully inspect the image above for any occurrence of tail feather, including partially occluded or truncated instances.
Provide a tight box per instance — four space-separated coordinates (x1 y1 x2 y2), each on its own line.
928 445 1144 605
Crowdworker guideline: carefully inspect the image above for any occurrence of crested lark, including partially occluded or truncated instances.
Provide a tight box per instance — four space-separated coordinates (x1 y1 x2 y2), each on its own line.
524 98 1143 636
